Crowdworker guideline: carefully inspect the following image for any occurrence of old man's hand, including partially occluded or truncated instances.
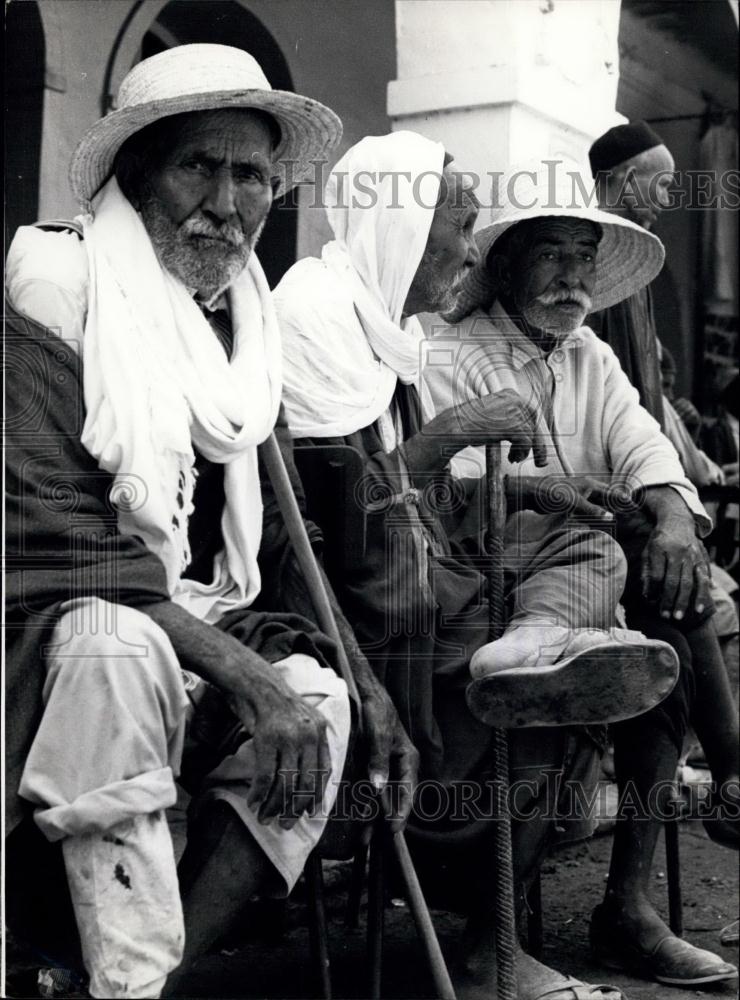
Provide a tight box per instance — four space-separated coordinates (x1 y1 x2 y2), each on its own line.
507 474 615 522
404 388 548 478
641 519 712 620
229 665 332 829
362 684 420 833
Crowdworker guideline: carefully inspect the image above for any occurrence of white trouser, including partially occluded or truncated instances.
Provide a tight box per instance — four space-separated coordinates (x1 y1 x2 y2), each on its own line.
20 597 350 998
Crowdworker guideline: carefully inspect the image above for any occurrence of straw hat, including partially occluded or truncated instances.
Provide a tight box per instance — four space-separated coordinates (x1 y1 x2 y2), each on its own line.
69 44 342 206
447 159 665 322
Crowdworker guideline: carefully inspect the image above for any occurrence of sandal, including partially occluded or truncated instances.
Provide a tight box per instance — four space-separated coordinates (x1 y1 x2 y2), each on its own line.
454 968 624 1000
590 903 738 986
466 640 678 728
526 978 624 1000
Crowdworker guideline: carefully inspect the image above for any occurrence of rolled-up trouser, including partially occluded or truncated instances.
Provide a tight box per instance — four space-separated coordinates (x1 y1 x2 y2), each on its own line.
19 597 350 998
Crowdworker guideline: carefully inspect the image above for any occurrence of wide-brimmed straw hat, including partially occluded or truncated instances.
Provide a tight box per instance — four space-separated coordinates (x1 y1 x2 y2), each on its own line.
69 43 342 206
447 159 665 322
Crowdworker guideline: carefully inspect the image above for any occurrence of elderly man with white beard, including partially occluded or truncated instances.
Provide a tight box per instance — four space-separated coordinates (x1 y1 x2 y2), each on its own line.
427 162 738 989
5 44 420 999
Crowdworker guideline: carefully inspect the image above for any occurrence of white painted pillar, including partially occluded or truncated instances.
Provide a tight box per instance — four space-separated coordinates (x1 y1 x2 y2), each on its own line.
389 0 625 203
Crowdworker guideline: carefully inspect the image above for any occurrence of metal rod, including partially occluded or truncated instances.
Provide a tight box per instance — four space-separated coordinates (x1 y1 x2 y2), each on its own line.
485 443 518 1000
306 852 333 999
664 819 683 937
526 874 544 959
367 825 385 999
346 842 368 929
486 443 506 642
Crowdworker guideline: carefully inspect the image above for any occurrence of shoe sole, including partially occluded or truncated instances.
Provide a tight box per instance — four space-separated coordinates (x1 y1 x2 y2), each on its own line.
466 641 679 728
656 972 738 985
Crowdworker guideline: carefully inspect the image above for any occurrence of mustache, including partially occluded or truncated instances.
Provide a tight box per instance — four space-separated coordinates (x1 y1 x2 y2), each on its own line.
181 216 246 248
535 288 592 310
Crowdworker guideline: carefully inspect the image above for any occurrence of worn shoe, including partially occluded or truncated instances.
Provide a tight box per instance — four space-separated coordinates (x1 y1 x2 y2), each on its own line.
466 637 678 728
590 903 738 986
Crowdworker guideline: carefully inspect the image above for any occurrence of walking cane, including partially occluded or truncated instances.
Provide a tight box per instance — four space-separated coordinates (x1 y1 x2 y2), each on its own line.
260 432 456 1000
485 443 518 1000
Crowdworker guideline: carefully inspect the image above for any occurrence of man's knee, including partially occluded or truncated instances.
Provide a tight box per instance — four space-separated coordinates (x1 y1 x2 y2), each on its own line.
593 529 627 584
572 527 628 615
46 597 185 716
21 597 189 837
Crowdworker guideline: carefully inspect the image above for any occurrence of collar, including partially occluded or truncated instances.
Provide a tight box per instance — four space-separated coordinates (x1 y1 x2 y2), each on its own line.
195 289 229 313
482 300 585 372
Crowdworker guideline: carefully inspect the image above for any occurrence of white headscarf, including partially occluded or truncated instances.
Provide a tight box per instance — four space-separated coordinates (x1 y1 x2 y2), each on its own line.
80 177 282 617
274 131 445 441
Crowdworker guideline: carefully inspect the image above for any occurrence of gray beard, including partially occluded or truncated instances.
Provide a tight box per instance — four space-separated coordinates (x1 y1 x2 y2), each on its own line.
141 198 263 299
521 297 590 336
414 253 464 315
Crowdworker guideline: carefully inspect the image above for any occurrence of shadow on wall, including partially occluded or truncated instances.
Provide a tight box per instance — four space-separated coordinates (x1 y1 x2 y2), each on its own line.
5 0 45 250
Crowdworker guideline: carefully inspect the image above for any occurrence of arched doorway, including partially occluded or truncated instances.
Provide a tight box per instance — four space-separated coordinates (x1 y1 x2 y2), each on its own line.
5 0 45 246
133 0 298 289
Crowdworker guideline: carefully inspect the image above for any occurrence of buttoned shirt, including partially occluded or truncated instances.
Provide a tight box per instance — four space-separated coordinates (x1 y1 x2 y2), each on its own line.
423 302 710 534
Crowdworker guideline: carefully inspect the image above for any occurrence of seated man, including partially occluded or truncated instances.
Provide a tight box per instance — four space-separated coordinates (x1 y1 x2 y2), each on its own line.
5 45 416 999
429 160 739 988
274 131 673 1000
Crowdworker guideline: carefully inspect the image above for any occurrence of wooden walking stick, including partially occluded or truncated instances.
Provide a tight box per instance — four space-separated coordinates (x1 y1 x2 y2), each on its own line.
485 442 518 1000
260 432 456 1000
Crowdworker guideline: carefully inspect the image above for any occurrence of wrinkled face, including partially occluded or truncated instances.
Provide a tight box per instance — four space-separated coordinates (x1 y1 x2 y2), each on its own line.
139 109 276 299
404 165 481 316
494 218 600 335
609 144 675 230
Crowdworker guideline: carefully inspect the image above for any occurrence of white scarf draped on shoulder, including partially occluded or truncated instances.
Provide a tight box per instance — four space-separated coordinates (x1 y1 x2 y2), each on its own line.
80 177 282 619
274 131 445 444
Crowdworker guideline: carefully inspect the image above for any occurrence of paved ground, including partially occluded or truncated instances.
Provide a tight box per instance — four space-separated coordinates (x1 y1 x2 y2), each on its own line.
183 819 738 1000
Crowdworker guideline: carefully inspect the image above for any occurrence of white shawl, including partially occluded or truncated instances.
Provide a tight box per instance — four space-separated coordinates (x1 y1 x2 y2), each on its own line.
80 178 282 618
274 132 444 442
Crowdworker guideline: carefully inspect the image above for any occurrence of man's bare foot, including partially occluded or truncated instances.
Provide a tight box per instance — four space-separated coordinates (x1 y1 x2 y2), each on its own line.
517 949 624 1000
